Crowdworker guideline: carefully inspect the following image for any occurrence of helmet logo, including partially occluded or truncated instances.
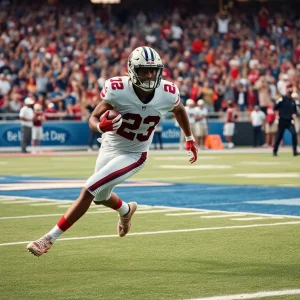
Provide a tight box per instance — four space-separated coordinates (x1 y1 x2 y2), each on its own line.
142 46 155 61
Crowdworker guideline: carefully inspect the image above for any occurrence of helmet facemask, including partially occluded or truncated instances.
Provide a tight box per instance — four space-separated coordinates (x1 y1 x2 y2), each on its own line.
128 46 164 91
131 66 163 91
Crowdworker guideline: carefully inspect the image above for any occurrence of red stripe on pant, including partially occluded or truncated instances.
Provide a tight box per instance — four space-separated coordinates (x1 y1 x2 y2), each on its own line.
88 152 147 192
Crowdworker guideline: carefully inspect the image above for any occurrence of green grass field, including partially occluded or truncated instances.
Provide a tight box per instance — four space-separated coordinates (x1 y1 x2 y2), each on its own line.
0 151 300 300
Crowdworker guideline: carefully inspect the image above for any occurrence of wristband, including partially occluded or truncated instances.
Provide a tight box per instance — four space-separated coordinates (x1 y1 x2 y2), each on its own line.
185 135 195 142
96 123 103 133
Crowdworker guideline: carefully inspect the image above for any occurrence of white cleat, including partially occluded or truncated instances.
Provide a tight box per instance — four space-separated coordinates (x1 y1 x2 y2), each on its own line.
118 202 137 237
27 235 53 257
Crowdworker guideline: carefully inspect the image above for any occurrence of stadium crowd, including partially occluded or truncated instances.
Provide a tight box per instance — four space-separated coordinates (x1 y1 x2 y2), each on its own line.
0 3 300 121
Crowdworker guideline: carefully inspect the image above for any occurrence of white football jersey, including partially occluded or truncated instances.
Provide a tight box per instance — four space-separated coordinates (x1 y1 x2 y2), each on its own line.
100 76 180 152
184 106 198 125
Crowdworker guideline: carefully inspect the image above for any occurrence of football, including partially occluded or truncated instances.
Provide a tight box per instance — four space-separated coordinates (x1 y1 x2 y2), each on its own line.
100 109 121 121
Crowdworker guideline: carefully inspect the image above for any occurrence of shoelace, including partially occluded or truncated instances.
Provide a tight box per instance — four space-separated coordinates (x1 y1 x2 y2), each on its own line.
119 215 130 226
36 237 51 249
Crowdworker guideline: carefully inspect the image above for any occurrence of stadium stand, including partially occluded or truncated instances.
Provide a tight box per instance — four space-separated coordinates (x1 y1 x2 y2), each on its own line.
0 1 299 122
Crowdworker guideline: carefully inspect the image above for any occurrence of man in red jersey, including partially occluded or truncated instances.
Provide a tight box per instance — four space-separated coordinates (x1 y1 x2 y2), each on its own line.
32 103 45 153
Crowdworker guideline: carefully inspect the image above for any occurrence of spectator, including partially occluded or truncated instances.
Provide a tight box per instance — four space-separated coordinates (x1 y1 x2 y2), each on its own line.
32 103 45 153
250 105 266 148
44 102 58 120
179 99 197 149
265 102 278 147
195 99 208 149
255 76 271 114
223 101 236 149
0 3 299 132
19 97 34 153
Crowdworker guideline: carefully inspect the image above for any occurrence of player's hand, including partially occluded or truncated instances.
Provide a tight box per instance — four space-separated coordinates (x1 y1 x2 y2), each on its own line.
98 111 122 133
185 138 198 164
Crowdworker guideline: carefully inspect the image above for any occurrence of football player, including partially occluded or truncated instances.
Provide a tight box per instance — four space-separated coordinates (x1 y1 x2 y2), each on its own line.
32 103 45 153
27 46 198 256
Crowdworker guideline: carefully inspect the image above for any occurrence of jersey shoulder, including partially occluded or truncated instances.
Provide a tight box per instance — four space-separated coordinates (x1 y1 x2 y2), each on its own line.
157 79 180 106
100 76 130 105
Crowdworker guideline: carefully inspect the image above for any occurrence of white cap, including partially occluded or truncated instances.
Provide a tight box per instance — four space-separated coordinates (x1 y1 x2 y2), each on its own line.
186 99 195 106
197 99 205 105
34 103 42 111
47 102 55 108
24 97 34 105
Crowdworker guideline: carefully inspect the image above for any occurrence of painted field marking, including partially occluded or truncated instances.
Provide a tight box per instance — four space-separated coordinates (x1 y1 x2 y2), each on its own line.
159 165 232 170
153 156 219 161
247 198 300 206
231 217 284 221
136 175 233 180
165 212 212 216
201 214 247 219
0 195 74 202
30 202 70 206
239 161 284 166
0 208 183 220
1 196 300 219
1 200 50 204
184 289 300 300
235 173 300 178
1 221 300 247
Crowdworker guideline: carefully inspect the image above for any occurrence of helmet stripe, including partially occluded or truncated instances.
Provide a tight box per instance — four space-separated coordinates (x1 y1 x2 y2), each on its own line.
142 46 149 61
149 48 155 61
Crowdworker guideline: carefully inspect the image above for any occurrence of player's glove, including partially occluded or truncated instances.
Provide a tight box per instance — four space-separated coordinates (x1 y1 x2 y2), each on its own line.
185 135 198 164
97 111 122 133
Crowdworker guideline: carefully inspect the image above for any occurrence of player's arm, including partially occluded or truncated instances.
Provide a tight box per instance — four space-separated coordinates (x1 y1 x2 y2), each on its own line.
172 103 192 137
88 100 122 133
172 103 198 163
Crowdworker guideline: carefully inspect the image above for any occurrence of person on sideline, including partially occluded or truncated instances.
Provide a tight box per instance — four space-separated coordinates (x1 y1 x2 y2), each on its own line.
32 103 45 153
291 92 300 152
273 85 298 156
195 99 208 149
250 105 266 147
19 97 34 153
265 101 278 147
223 101 237 149
26 46 198 257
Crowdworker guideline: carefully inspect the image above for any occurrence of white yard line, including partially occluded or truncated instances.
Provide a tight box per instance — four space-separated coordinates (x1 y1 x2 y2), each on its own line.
231 217 284 221
1 221 300 247
184 289 300 300
29 202 71 206
165 212 212 216
201 214 247 219
153 156 219 161
1 200 51 204
0 209 182 220
0 195 74 202
159 165 232 170
1 196 300 219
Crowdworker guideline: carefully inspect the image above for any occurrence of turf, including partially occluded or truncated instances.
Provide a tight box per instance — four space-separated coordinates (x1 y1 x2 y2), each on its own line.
0 151 300 300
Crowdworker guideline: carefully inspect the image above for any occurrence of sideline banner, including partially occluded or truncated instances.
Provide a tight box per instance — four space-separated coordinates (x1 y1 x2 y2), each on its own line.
0 120 293 147
0 122 89 147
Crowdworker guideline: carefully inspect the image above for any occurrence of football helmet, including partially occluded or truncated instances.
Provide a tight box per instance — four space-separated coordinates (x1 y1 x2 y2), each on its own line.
128 46 163 91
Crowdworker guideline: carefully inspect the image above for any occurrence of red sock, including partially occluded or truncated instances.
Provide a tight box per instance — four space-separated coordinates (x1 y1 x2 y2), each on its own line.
57 216 73 232
112 198 123 210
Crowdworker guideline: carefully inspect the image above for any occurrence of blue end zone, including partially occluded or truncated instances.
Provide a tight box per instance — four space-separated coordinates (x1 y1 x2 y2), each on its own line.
0 176 300 216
